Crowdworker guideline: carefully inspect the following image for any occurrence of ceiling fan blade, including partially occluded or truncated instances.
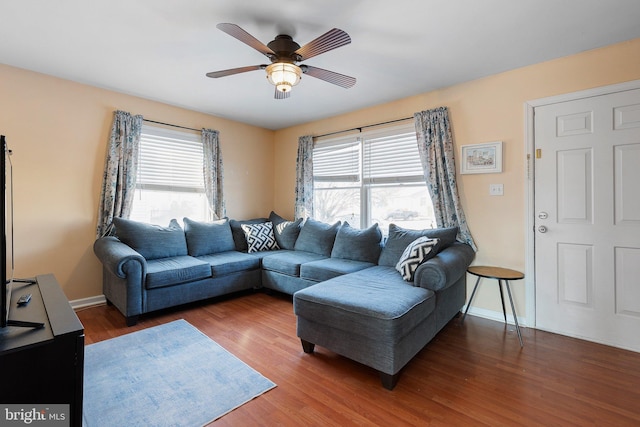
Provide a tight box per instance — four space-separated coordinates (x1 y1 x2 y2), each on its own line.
206 65 264 78
274 88 291 100
294 28 351 61
301 65 356 89
216 23 275 58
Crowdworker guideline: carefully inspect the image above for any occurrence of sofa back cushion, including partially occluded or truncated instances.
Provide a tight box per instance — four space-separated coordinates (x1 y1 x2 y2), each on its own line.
113 217 187 260
294 218 340 256
183 217 236 256
269 211 303 250
378 224 458 267
330 222 382 263
229 217 267 251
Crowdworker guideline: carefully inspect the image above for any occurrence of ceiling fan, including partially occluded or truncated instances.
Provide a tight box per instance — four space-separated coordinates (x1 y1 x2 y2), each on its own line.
206 23 356 99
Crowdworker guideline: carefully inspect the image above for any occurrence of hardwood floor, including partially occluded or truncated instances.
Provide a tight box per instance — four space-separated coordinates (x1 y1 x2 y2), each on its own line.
77 291 640 426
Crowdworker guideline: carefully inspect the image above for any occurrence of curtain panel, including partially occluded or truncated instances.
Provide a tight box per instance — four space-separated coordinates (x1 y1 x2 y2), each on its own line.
202 128 225 219
414 107 477 251
96 110 143 238
294 135 314 219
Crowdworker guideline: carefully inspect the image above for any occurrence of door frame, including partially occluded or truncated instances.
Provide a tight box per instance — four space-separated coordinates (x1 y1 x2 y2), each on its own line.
524 78 640 328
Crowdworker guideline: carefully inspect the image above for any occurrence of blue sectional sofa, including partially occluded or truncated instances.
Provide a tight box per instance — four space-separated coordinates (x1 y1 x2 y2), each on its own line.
93 212 475 388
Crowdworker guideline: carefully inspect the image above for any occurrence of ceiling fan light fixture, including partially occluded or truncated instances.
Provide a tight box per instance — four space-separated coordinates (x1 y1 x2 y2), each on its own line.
266 62 302 92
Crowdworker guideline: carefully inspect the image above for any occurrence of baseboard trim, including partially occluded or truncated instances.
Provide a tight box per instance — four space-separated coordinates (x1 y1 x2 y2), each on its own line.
71 294 107 311
462 304 528 328
70 296 527 327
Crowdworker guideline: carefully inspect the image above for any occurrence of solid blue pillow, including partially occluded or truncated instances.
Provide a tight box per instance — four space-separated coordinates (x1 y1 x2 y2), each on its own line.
183 217 236 256
293 218 340 257
113 217 187 260
269 211 303 250
330 222 382 263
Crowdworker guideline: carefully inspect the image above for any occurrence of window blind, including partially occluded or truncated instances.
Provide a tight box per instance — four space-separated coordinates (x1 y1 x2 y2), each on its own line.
137 125 204 193
363 127 424 184
313 136 360 182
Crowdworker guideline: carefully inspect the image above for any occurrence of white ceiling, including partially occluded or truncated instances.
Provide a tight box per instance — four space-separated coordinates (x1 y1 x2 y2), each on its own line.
2 0 640 130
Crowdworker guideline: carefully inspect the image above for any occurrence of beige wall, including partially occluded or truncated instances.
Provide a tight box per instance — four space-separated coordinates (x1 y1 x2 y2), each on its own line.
273 38 640 320
0 64 274 301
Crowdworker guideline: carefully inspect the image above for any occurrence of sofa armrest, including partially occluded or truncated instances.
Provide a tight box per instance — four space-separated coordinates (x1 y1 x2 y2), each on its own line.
413 242 475 292
93 236 147 279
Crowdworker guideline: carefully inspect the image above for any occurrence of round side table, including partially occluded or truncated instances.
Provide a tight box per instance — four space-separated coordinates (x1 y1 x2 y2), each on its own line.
462 266 525 347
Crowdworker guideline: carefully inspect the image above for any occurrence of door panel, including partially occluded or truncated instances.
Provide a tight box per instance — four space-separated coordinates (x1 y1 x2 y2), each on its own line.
535 88 640 352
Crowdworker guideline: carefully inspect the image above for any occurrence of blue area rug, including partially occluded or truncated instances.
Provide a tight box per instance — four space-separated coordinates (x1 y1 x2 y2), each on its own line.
83 319 276 426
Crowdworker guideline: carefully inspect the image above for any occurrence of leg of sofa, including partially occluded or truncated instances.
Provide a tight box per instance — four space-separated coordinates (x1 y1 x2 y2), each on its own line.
301 339 315 354
380 372 400 390
125 315 139 327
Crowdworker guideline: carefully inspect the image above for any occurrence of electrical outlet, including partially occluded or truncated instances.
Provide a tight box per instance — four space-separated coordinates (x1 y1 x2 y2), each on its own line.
489 184 504 196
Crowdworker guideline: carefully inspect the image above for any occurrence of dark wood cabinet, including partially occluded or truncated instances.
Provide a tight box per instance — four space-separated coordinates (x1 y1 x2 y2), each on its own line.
0 274 84 427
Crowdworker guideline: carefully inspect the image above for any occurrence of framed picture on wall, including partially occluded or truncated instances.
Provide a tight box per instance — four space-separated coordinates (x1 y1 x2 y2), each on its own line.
460 141 503 174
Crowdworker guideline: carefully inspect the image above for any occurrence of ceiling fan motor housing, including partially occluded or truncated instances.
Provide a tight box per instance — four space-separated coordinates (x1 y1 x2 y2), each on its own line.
267 35 302 63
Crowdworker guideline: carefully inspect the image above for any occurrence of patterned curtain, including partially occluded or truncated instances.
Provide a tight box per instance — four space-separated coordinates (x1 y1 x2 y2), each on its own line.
96 110 143 238
294 135 314 219
202 128 225 219
414 107 477 251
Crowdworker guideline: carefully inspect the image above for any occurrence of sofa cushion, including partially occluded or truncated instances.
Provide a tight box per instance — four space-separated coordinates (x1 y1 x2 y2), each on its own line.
113 217 187 260
293 274 435 343
241 221 280 253
229 217 268 251
378 224 458 267
294 218 340 256
246 249 288 261
300 258 376 282
347 265 413 287
145 256 211 289
331 222 382 263
269 211 302 250
396 237 440 281
183 217 236 256
196 251 261 277
261 250 327 276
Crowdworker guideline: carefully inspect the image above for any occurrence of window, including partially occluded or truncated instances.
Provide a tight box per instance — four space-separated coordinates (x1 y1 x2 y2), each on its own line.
313 124 436 234
129 125 209 225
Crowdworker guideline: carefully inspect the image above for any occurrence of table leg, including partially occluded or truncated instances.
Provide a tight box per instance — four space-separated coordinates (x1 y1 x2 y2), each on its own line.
504 280 524 347
461 275 482 324
498 279 507 324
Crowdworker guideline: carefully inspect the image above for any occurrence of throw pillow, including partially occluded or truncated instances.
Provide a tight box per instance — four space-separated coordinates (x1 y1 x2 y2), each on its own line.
330 222 383 263
241 221 280 253
293 218 341 257
229 217 268 251
395 237 440 281
269 211 303 250
378 224 459 267
113 217 187 260
183 217 236 256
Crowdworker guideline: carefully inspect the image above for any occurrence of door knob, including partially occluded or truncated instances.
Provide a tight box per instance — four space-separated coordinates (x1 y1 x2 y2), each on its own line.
538 225 548 233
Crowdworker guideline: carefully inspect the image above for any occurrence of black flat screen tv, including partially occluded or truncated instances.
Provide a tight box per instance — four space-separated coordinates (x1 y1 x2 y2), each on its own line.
1 135 42 329
1 135 14 328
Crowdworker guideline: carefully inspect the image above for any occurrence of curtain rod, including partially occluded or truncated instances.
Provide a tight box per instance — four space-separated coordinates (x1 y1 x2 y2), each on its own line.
143 118 200 132
314 116 414 139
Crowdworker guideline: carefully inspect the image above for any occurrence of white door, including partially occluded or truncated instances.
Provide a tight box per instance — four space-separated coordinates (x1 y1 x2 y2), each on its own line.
534 88 640 352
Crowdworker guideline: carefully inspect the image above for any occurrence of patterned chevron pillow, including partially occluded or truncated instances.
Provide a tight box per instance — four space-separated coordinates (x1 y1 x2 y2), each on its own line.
241 221 280 253
395 237 440 281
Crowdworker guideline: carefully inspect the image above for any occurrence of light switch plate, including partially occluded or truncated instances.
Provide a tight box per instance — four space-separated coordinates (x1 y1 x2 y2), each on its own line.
489 184 504 196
